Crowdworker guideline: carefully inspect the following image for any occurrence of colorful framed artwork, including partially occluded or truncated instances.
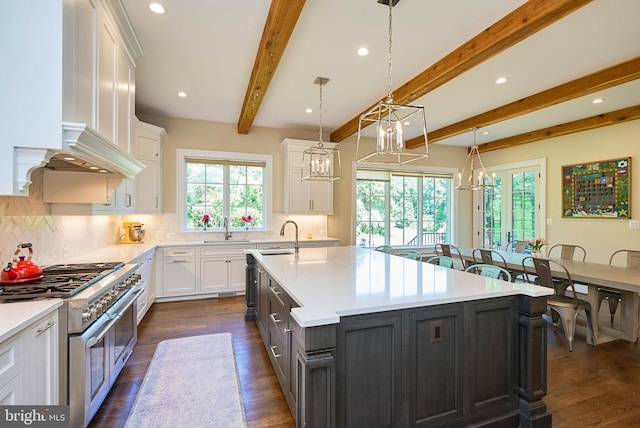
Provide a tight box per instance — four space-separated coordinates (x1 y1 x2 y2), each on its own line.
562 157 631 218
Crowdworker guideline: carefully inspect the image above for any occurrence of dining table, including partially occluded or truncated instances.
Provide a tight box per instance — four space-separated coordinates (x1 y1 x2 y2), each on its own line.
458 248 640 346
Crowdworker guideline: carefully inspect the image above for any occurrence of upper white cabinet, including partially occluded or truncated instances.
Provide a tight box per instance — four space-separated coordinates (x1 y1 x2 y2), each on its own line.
282 139 334 214
134 121 166 214
1 0 143 196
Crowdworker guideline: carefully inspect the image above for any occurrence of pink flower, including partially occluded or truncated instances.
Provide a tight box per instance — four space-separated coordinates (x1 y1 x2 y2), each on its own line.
525 237 545 250
201 214 211 225
241 215 253 223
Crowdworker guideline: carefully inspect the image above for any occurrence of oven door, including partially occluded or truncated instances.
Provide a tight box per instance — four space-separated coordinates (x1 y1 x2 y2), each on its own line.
68 287 142 428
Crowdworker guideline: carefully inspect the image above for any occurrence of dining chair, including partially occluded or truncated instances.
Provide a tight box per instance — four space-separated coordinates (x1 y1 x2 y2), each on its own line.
397 250 422 261
434 244 465 268
597 250 640 325
465 264 512 282
471 248 523 282
504 239 528 253
521 256 595 351
374 245 394 254
426 256 463 270
547 244 587 261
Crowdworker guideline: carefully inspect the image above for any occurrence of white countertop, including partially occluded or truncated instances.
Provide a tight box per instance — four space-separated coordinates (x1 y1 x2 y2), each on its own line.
250 246 553 328
0 299 63 342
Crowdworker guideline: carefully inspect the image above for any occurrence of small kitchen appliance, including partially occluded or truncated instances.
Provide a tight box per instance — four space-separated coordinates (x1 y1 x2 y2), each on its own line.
1 243 43 284
121 221 145 244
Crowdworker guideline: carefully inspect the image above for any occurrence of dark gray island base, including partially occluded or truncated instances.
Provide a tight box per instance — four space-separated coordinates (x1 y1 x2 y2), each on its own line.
245 252 551 428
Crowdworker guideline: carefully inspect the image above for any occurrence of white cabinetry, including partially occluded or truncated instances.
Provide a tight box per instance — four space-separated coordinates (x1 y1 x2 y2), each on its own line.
0 309 59 405
2 0 142 197
282 139 334 214
134 121 166 214
200 246 247 293
132 249 156 324
160 247 198 297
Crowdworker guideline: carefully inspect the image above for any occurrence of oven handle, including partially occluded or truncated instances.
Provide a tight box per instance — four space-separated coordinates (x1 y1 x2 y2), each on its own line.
85 287 143 348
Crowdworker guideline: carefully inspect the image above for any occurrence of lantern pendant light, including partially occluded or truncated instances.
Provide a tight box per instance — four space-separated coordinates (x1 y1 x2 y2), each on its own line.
355 0 429 165
455 127 495 191
301 77 342 182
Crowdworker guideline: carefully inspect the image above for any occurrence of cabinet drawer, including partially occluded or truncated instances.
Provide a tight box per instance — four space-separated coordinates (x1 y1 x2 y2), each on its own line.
200 245 250 257
163 248 196 258
268 327 287 383
0 337 21 390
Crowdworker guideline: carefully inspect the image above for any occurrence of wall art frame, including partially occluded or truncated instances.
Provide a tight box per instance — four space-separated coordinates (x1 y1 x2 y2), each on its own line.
562 157 631 218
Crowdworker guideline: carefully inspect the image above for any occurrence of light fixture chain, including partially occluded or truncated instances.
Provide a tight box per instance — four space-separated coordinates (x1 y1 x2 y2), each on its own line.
318 80 324 145
387 1 393 101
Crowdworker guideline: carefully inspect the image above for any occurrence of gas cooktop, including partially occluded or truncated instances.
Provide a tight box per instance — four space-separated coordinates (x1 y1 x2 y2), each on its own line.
0 262 124 301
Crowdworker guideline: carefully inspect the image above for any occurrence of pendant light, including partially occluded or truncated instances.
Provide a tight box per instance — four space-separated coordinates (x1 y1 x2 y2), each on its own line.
301 77 342 181
355 0 429 165
455 127 495 191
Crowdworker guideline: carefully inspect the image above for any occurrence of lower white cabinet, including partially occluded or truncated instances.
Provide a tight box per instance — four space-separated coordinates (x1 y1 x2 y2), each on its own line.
0 309 59 405
200 246 247 293
132 249 156 324
159 247 198 297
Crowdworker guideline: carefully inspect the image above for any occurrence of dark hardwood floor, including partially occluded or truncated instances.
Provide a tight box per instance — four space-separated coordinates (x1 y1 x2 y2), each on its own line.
89 296 640 428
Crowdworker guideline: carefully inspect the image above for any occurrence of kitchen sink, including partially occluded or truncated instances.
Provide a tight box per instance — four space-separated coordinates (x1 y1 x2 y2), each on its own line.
259 249 294 255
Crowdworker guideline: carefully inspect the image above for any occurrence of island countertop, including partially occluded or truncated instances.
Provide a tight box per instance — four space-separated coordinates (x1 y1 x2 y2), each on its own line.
249 246 553 327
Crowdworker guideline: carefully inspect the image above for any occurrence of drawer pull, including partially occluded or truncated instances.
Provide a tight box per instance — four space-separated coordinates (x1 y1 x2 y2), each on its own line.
36 320 55 333
269 286 285 306
172 260 189 263
270 313 282 323
284 328 292 334
270 345 281 358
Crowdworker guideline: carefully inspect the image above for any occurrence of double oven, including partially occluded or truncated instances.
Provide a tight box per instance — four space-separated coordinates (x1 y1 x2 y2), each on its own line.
0 261 142 427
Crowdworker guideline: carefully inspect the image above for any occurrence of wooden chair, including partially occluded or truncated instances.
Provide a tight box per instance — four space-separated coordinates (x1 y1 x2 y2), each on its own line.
426 256 463 270
597 250 640 325
375 245 394 254
465 264 512 282
547 244 586 261
397 250 422 260
504 239 528 253
521 256 595 351
434 244 465 268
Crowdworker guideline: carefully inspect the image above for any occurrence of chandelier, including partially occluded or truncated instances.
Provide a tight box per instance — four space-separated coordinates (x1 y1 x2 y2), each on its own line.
455 127 495 191
301 77 342 181
355 0 429 165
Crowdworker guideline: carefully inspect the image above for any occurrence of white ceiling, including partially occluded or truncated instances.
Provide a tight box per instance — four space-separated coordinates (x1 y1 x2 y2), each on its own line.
122 0 640 147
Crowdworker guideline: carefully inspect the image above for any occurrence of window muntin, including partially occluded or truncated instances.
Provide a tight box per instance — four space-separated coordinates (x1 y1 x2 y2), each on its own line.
356 169 453 247
177 150 272 232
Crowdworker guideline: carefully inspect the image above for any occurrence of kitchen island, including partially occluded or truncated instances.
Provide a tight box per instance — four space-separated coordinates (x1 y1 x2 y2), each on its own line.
245 246 553 428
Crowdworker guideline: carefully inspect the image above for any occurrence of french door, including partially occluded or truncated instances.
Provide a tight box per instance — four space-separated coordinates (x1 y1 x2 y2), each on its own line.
475 159 545 250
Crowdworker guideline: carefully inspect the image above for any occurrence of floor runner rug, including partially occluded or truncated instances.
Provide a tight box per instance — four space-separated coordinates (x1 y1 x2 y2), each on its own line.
125 333 247 428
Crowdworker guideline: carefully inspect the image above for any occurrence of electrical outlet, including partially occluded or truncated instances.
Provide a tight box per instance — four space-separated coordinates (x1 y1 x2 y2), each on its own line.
546 218 552 226
629 220 640 229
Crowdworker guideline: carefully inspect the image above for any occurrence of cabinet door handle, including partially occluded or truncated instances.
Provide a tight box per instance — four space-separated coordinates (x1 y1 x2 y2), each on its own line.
269 345 282 358
269 286 285 306
270 313 282 324
36 320 55 334
257 268 264 273
155 196 158 208
172 260 189 263
284 327 292 334
126 193 132 207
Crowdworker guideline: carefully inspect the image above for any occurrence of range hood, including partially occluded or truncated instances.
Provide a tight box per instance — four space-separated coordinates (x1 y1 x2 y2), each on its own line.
15 122 146 196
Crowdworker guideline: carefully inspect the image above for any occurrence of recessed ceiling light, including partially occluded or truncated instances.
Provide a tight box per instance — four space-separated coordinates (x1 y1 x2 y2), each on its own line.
149 3 166 14
89 166 99 170
495 77 507 84
482 131 490 135
357 47 369 56
305 108 313 113
592 98 604 104
99 170 108 173
177 91 187 98
403 121 410 126
63 157 75 161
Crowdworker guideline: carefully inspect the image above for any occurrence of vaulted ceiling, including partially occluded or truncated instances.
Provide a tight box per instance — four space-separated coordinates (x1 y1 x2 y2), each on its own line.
123 0 640 152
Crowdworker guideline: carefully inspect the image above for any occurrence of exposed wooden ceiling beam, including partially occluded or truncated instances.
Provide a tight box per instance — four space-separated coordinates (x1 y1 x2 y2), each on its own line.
405 56 640 149
476 105 640 153
330 0 593 143
237 0 306 134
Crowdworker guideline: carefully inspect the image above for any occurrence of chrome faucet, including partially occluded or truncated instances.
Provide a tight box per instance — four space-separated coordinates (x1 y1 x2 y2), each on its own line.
280 220 299 254
223 216 232 240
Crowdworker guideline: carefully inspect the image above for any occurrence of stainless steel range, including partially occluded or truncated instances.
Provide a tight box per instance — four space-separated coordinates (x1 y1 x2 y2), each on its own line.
0 261 142 427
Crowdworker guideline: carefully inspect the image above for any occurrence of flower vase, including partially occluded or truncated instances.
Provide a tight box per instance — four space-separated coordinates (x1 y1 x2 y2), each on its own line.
532 250 543 258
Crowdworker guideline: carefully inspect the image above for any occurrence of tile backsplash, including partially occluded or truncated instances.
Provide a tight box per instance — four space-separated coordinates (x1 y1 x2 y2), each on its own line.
0 169 330 266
